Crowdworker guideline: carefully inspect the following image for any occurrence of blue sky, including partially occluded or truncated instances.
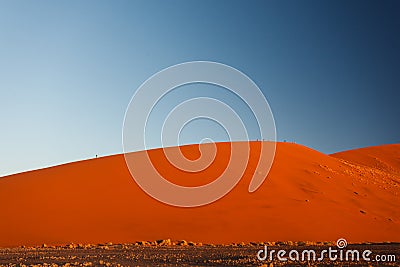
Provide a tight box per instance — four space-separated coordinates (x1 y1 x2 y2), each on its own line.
0 0 399 176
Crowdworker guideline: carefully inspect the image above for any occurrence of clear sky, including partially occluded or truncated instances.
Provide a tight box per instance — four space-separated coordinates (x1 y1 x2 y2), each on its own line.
0 0 399 176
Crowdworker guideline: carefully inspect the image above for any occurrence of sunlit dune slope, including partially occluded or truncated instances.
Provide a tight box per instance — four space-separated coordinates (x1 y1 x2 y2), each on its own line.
331 144 400 175
0 142 399 247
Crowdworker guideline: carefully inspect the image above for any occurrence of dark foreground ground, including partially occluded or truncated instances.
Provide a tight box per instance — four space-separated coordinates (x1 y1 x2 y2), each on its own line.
0 241 399 267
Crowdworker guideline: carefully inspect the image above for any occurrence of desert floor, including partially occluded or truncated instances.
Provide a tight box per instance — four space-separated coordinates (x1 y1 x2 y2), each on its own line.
0 242 399 267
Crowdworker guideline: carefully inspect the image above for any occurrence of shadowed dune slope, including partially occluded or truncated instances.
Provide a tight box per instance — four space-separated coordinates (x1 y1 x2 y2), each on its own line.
0 142 399 247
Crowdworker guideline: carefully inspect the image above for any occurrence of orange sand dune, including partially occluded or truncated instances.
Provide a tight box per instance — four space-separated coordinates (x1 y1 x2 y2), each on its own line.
0 142 399 247
331 144 400 175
